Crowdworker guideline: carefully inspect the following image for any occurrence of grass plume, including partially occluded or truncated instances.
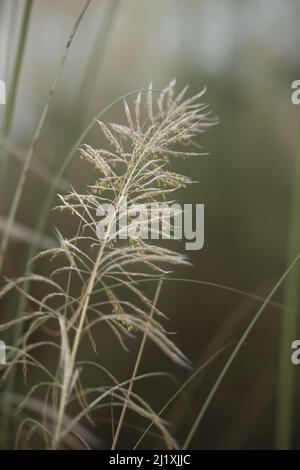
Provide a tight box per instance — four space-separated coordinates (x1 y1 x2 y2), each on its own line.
0 82 215 449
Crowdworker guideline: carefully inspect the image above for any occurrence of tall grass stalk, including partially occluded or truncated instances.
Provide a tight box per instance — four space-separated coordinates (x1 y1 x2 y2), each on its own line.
0 0 92 273
1 0 33 139
0 0 33 179
4 2 19 84
7 90 167 442
182 253 300 449
276 135 300 449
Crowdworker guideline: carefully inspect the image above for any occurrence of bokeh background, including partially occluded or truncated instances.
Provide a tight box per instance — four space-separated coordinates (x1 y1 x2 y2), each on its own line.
1 0 300 449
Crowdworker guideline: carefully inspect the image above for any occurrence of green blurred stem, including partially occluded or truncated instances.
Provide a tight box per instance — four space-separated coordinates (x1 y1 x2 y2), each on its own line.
112 280 164 450
0 0 33 175
276 135 300 449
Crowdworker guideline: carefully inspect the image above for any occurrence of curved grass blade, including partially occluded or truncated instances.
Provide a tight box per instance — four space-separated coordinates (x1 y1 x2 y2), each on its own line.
182 253 300 449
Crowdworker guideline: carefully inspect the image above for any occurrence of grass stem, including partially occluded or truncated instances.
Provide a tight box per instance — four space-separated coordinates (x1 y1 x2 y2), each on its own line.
112 280 163 450
0 0 92 273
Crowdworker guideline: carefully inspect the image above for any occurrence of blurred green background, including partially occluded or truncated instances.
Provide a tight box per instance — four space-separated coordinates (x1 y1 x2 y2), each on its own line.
1 0 300 449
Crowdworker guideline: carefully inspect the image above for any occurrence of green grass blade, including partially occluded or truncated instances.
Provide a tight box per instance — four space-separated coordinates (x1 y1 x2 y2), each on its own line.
182 253 300 450
2 0 33 137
